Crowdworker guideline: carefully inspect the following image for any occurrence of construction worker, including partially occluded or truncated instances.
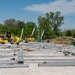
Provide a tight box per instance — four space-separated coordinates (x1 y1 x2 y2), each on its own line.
16 37 21 46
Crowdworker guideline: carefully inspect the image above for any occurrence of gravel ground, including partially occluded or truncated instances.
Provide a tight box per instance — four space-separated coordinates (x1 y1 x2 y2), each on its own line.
0 42 75 75
0 63 75 75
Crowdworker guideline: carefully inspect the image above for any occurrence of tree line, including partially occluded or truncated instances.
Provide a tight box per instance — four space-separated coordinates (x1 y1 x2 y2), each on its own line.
0 11 75 40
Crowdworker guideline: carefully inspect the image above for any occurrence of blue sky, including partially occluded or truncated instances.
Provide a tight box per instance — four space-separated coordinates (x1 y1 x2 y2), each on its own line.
0 0 75 30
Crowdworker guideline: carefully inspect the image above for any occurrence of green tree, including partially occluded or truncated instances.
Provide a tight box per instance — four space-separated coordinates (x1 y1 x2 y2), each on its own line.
73 32 75 38
38 11 64 38
38 16 51 37
25 22 37 37
17 21 25 29
4 18 16 26
65 30 72 36
0 24 3 33
50 12 64 36
2 25 8 33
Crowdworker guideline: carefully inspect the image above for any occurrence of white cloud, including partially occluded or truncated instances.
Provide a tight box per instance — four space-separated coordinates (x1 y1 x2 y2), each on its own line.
24 0 75 15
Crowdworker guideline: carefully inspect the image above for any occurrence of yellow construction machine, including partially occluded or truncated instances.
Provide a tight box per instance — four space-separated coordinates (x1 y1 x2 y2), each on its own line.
25 28 35 43
0 32 21 44
0 33 9 44
11 36 21 44
26 37 35 42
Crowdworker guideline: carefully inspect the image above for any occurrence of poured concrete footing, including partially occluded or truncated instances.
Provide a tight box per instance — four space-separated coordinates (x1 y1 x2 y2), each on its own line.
38 60 75 67
0 64 29 68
